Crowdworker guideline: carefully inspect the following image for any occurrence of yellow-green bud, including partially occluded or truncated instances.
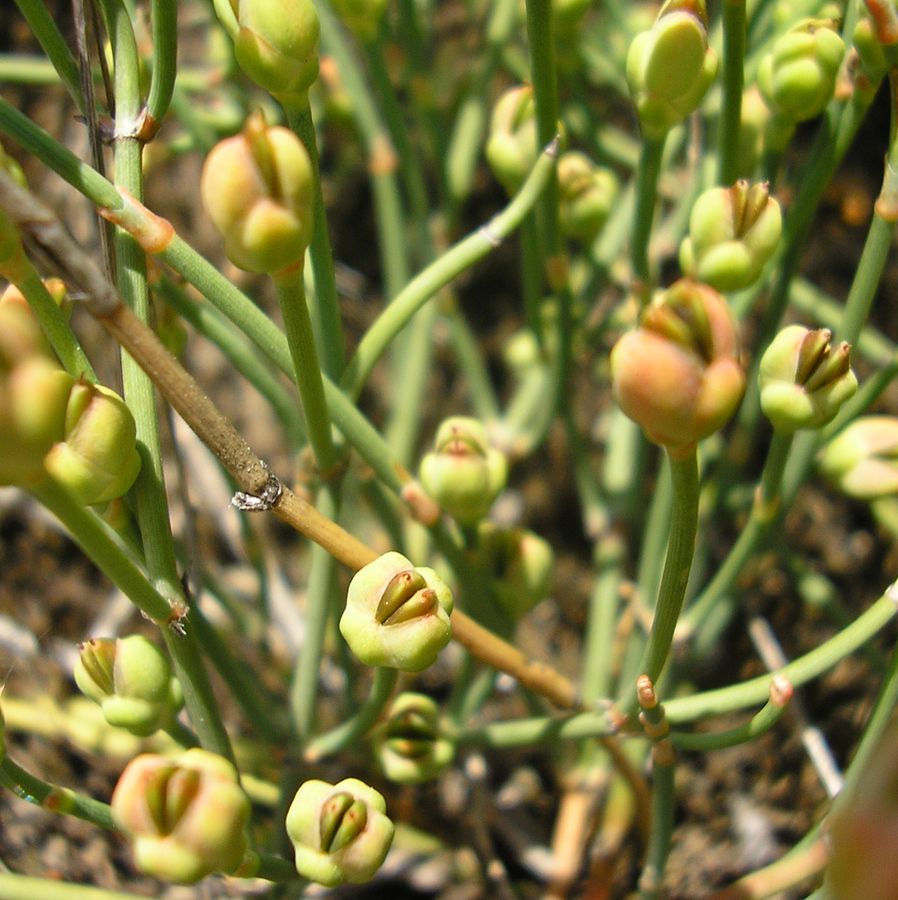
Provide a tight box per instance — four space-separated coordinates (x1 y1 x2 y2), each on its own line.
759 326 857 432
757 19 845 126
611 279 745 456
0 356 73 486
111 749 250 883
73 636 183 737
485 85 538 196
626 0 718 139
215 0 319 107
818 417 898 501
286 778 395 886
340 551 453 671
330 0 388 43
419 416 508 526
43 380 141 505
557 151 618 244
679 181 783 292
0 280 66 365
373 693 454 785
201 111 314 275
478 523 554 621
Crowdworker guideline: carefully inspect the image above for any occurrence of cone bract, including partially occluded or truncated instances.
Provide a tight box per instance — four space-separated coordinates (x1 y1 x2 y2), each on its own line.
610 279 745 455
0 355 73 486
217 0 319 106
557 151 618 243
626 0 718 139
286 778 395 886
44 381 141 505
478 522 554 620
679 181 782 292
111 749 249 883
201 111 314 275
74 636 183 736
818 417 898 501
340 551 453 671
419 416 508 526
373 693 454 785
485 85 538 195
759 325 857 432
757 19 845 125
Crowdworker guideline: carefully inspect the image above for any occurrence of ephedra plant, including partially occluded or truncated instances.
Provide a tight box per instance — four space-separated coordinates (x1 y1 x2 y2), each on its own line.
2 0 898 896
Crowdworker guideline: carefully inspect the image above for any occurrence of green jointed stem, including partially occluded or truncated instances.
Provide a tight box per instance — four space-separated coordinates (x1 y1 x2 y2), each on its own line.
13 0 84 112
622 451 699 712
669 689 788 750
189 604 289 743
304 668 399 760
145 0 178 129
0 96 121 207
0 875 147 900
683 429 793 632
15 266 96 380
341 137 560 398
453 708 619 748
289 487 341 743
717 0 746 184
282 103 345 379
630 136 665 299
274 272 337 474
445 0 518 208
30 480 172 623
161 236 405 492
666 589 898 723
1 755 114 829
639 755 675 900
102 1 234 764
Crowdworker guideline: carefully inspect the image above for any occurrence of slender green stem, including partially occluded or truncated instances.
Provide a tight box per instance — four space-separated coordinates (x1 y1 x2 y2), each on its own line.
717 0 746 184
274 270 338 475
304 668 398 760
13 265 96 380
639 754 675 900
282 103 345 379
447 0 518 207
666 590 898 723
630 136 665 300
341 138 559 399
0 874 148 900
144 0 178 131
101 0 234 764
683 430 793 633
0 96 121 207
621 450 699 712
636 685 675 900
188 604 289 743
1 755 114 829
452 709 619 748
524 0 561 244
581 534 626 703
290 486 341 743
30 480 172 623
669 688 789 750
13 0 84 112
